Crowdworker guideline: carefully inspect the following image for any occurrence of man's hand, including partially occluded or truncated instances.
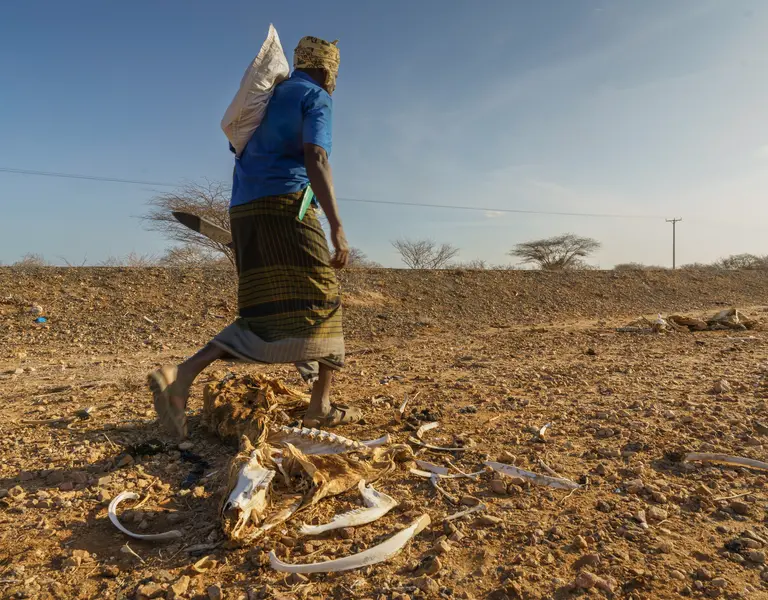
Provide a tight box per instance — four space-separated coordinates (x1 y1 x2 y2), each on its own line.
330 225 349 269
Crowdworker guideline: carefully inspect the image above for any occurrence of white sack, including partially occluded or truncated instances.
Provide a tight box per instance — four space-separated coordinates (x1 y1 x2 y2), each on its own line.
222 24 290 157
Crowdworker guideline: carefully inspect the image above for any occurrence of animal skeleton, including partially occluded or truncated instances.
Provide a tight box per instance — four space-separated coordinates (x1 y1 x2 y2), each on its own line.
203 375 412 546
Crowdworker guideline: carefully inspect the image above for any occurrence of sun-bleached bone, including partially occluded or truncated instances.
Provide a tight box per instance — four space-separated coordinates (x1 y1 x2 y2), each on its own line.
684 452 768 472
270 514 431 573
298 480 398 535
429 473 458 504
109 492 182 542
485 461 580 491
414 460 450 476
268 426 386 455
444 502 487 522
409 421 466 452
221 436 277 540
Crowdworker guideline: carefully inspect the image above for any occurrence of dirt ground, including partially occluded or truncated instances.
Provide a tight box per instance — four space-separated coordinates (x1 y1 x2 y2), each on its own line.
1 267 768 600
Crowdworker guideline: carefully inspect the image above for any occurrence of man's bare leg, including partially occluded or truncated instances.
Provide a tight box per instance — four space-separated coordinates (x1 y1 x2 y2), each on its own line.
303 363 361 427
169 343 228 410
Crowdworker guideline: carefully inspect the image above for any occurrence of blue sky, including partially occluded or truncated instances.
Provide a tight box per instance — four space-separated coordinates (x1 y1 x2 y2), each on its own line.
1 0 766 267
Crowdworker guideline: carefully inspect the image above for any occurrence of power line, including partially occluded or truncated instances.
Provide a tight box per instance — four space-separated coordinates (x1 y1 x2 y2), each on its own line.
0 167 179 188
0 165 666 220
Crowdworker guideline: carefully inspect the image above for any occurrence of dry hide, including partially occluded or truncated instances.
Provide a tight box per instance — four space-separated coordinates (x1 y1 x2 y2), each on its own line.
203 374 411 545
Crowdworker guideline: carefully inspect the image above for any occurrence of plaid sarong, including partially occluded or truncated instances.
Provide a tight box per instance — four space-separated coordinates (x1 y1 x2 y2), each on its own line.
211 191 344 376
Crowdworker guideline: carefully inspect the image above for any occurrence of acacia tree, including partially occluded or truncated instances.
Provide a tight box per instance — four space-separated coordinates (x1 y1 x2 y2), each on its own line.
347 248 382 268
714 254 768 270
143 179 235 267
391 239 459 269
509 234 600 270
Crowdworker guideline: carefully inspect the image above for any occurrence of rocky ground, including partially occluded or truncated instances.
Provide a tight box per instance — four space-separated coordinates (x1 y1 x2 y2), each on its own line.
1 267 768 600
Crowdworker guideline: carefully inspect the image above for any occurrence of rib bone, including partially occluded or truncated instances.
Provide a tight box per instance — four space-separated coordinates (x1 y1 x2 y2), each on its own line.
485 461 580 491
270 514 431 573
684 453 768 472
298 480 398 535
108 492 182 542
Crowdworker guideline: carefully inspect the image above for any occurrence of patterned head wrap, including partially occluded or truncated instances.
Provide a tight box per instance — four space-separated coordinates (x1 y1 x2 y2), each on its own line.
294 36 340 87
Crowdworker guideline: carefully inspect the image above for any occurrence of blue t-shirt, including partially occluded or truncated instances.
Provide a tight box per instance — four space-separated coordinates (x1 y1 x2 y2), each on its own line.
230 71 332 207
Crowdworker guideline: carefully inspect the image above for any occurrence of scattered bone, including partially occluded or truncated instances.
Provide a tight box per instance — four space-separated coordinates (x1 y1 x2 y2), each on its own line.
269 514 431 573
430 474 458 504
414 460 450 476
409 422 466 452
395 394 409 423
410 468 484 480
537 459 562 478
485 461 580 491
108 492 182 542
192 556 218 573
299 481 398 535
684 453 768 473
444 503 487 523
416 421 440 440
269 426 375 455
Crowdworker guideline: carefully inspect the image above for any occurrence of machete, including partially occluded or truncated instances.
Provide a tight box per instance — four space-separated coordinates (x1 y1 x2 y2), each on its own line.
172 211 233 247
172 187 314 250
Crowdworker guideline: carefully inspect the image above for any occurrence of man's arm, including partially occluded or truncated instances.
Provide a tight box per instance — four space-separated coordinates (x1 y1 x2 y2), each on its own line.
304 143 348 269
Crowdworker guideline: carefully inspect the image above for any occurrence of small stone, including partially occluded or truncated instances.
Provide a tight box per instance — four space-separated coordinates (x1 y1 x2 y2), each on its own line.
433 539 452 555
647 506 668 523
730 501 750 516
498 451 517 464
178 441 194 451
97 489 111 503
135 582 165 599
711 578 727 589
712 380 731 394
287 573 307 586
490 479 508 495
574 571 600 589
460 495 481 507
339 527 355 540
422 555 442 575
449 529 465 543
573 553 600 570
0 489 8 499
414 576 440 596
59 481 74 492
71 549 93 564
101 565 120 578
117 454 135 468
747 551 766 564
669 570 686 581
207 583 224 600
572 535 588 550
474 515 502 527
696 567 713 581
168 575 190 599
97 475 112 487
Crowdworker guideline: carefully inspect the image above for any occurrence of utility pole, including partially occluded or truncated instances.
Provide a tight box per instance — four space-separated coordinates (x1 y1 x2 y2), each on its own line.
666 218 682 269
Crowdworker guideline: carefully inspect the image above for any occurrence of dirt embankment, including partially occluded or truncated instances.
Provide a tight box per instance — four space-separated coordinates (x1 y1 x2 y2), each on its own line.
2 267 767 356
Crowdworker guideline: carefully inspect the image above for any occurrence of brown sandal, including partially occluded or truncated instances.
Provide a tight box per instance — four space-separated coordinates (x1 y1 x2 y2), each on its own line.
148 366 188 439
303 403 363 428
